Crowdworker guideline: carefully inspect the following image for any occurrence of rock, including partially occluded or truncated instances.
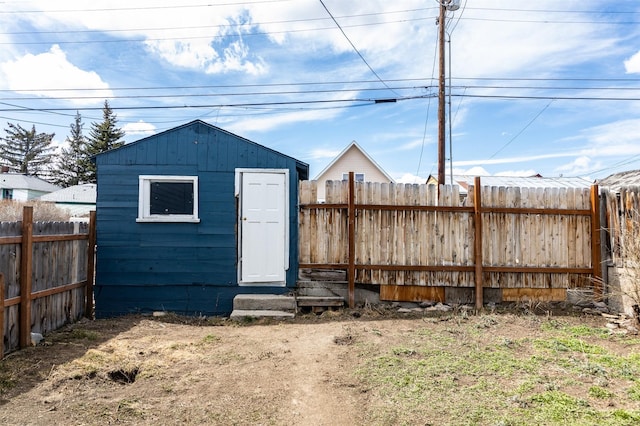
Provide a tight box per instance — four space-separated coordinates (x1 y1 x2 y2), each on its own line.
426 302 452 312
397 308 413 314
419 300 437 308
30 332 44 346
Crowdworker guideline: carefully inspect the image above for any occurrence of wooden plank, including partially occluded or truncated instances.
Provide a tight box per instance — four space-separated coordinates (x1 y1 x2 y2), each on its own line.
19 206 33 349
474 177 483 309
85 211 96 318
380 284 445 302
380 183 390 285
502 288 566 302
590 185 602 297
0 273 4 358
296 296 344 307
347 172 355 308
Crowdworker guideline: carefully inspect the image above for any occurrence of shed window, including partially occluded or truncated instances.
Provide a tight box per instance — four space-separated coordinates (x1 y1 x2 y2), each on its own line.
342 173 365 182
2 188 12 200
137 175 200 223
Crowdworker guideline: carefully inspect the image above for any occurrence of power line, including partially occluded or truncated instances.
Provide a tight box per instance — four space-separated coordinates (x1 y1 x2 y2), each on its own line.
0 17 436 46
487 100 555 160
0 93 432 113
0 8 437 36
0 0 294 14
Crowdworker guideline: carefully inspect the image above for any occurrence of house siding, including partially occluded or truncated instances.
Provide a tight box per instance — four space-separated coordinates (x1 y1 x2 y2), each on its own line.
315 144 393 200
95 121 307 317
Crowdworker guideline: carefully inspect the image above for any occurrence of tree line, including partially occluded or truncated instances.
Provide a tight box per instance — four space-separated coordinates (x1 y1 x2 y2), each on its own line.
0 100 125 187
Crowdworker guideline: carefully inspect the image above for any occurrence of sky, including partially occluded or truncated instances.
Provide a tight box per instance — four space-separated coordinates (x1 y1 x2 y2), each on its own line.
1 0 640 183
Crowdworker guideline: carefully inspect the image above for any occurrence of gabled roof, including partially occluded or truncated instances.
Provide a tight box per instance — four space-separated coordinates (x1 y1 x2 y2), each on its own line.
597 170 640 192
94 119 309 176
428 174 593 194
314 141 395 182
39 183 96 204
0 173 60 192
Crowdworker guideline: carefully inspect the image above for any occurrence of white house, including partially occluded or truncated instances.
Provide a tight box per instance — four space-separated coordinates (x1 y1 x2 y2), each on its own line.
314 141 394 201
0 171 60 201
38 183 96 217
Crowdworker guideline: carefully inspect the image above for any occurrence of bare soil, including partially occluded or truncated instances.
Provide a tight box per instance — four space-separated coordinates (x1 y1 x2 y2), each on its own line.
0 308 636 425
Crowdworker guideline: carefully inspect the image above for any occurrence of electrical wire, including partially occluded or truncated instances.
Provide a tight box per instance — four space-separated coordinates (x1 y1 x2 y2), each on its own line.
487 100 555 160
318 0 401 97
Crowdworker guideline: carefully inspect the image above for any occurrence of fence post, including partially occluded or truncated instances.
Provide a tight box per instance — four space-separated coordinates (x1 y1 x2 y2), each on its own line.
348 172 355 308
0 273 4 359
85 211 97 318
19 206 33 348
591 185 602 298
474 177 484 309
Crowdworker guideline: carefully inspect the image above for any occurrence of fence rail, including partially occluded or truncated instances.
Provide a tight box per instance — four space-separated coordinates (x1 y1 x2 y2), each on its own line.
0 206 96 357
299 175 601 308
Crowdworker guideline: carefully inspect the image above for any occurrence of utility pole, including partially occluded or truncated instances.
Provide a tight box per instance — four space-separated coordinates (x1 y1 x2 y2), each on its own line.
437 1 446 189
437 0 459 189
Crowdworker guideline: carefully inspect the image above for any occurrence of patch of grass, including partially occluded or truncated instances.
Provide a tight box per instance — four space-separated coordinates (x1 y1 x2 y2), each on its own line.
70 329 99 341
528 391 594 423
628 383 640 401
116 398 145 418
198 334 220 345
589 386 615 399
533 337 607 355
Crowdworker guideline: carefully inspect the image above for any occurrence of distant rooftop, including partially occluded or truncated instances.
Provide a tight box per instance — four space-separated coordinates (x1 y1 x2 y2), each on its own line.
428 174 593 194
39 183 96 203
597 170 640 192
0 173 60 192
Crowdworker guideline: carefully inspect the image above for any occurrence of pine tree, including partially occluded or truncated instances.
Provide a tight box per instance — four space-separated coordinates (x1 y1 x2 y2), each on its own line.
0 122 54 176
83 100 125 183
51 111 87 187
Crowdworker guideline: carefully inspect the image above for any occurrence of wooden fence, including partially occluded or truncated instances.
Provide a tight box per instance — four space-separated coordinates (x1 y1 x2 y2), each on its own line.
299 175 601 308
601 186 640 265
0 206 96 357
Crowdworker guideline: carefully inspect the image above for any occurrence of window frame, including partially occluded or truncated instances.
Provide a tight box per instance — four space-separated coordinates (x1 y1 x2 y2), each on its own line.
342 173 365 182
136 175 200 223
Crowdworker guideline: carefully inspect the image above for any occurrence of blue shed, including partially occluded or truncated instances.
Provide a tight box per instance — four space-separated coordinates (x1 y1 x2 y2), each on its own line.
94 120 309 317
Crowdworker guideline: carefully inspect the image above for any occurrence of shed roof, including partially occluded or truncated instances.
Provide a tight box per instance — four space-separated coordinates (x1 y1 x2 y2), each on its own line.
0 173 60 192
597 170 640 192
39 183 96 203
95 119 309 177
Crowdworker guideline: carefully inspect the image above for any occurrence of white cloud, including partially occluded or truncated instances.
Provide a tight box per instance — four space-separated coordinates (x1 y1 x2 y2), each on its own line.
0 45 112 104
395 173 427 184
624 51 640 74
555 156 595 176
307 148 343 160
452 166 491 176
122 120 156 137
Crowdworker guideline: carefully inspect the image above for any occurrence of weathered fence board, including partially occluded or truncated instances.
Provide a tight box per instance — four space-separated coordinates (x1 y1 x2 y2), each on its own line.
299 177 599 307
0 207 95 357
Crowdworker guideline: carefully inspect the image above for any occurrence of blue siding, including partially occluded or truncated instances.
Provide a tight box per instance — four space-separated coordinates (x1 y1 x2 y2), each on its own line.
95 120 308 317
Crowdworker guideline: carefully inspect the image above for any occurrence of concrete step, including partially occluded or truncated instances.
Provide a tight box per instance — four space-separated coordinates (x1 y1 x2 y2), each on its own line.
229 309 295 321
233 294 296 312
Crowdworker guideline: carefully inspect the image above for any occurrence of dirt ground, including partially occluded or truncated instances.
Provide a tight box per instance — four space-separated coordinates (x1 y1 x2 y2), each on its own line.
0 307 636 425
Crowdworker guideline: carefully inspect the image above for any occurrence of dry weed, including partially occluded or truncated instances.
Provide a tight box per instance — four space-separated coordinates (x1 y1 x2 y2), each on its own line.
0 200 70 222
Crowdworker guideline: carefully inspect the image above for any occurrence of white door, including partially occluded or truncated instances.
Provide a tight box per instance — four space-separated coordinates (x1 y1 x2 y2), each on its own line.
238 170 288 284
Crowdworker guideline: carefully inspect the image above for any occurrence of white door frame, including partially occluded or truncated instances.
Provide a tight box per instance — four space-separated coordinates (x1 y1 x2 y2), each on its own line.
235 168 289 286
